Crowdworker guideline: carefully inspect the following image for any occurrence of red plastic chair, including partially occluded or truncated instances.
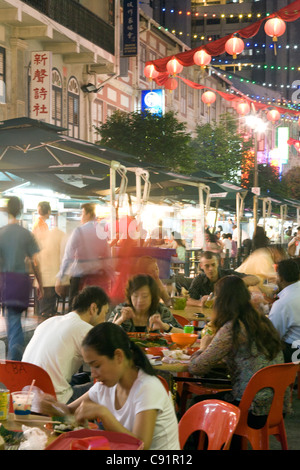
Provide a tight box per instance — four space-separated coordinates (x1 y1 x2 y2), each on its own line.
157 375 170 395
0 360 56 413
178 399 240 450
173 314 190 327
233 363 298 450
178 376 232 417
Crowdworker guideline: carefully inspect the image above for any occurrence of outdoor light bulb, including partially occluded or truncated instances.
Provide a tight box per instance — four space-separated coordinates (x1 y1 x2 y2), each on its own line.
245 115 258 129
245 116 267 134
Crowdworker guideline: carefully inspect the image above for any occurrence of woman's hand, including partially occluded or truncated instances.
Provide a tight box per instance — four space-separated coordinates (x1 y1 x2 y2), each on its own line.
114 306 136 325
39 394 71 417
148 313 164 331
75 400 108 424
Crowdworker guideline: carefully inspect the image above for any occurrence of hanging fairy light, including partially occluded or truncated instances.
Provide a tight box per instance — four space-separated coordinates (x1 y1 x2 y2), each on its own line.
193 49 211 68
166 57 183 76
264 18 286 55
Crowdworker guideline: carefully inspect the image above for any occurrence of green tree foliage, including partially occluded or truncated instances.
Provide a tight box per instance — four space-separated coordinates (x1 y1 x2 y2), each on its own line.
242 156 284 196
281 166 300 200
94 110 195 174
190 113 253 183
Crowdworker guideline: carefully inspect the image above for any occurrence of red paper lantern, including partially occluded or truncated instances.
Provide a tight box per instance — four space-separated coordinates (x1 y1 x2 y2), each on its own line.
202 91 216 107
164 77 178 91
264 18 286 42
166 57 183 76
225 37 244 59
236 101 251 116
267 109 281 123
193 50 211 67
144 64 159 80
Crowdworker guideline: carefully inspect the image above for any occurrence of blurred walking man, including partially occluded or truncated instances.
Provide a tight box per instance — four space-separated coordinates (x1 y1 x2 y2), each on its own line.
55 203 112 310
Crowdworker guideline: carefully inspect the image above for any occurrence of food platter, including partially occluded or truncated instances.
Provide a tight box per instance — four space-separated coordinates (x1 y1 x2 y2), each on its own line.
127 332 171 348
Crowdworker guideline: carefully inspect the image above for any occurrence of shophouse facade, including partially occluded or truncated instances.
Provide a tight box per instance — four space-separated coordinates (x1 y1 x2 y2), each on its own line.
0 0 234 143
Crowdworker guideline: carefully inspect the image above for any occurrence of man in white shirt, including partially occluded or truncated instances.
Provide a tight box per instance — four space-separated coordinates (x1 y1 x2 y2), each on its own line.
269 259 300 363
55 203 113 310
22 286 110 403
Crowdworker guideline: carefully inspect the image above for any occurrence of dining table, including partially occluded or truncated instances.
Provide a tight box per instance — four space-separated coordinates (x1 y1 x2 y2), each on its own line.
0 412 60 449
0 413 144 450
171 304 212 322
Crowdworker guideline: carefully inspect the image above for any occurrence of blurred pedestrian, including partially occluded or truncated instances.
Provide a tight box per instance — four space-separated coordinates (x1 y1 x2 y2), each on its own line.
32 200 51 235
55 203 113 311
0 197 43 360
33 202 69 318
252 226 270 252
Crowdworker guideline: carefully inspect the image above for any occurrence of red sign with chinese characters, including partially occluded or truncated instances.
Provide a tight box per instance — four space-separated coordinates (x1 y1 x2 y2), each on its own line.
30 51 52 121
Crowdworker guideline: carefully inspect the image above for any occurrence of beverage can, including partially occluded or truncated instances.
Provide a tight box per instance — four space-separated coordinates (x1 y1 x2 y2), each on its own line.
0 389 10 420
184 325 194 334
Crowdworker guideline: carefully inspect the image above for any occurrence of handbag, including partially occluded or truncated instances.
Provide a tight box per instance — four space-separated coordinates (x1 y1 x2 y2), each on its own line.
0 272 32 309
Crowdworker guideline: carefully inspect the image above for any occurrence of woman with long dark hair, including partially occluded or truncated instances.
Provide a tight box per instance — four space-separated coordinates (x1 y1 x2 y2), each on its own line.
41 322 180 450
188 275 285 424
252 225 270 251
108 274 182 333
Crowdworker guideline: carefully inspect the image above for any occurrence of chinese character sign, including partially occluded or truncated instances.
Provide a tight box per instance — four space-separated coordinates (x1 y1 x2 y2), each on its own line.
30 51 52 122
122 1 139 57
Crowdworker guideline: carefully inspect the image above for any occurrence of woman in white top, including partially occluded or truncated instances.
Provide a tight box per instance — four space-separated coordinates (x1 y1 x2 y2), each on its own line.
41 322 180 450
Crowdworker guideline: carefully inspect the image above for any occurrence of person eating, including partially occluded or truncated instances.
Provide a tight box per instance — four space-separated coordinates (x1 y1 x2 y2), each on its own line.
108 274 183 334
187 251 260 308
41 322 180 450
188 275 286 429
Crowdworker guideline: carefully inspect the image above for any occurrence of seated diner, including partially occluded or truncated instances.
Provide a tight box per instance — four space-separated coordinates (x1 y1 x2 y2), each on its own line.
108 274 183 334
188 275 286 429
41 322 180 450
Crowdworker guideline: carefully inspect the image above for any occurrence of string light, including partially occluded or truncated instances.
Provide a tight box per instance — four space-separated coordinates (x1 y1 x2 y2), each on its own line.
151 6 265 19
211 59 300 72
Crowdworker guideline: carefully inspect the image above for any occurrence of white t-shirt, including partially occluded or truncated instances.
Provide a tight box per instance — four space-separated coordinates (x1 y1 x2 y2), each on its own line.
269 281 300 345
22 312 92 403
88 369 180 450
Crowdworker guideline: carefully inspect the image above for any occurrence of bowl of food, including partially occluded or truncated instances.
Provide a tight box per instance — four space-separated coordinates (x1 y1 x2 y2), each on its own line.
170 333 198 348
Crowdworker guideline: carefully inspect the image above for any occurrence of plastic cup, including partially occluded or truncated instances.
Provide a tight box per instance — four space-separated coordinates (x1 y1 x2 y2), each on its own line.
12 391 35 418
0 389 10 421
184 325 194 334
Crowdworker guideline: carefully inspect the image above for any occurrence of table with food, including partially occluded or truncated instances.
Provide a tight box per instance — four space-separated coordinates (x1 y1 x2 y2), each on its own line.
0 410 143 450
0 306 219 450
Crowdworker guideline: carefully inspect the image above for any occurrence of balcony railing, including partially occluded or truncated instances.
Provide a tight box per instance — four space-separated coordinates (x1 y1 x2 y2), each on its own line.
22 0 115 55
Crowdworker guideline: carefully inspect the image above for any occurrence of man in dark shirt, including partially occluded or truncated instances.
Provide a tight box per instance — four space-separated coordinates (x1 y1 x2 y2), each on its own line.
187 251 260 307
